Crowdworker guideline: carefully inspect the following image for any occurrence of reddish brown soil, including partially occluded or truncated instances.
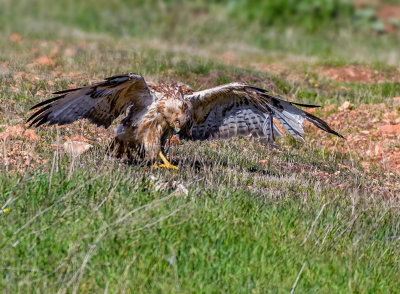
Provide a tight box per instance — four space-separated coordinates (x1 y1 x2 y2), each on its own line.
308 99 400 175
316 66 400 84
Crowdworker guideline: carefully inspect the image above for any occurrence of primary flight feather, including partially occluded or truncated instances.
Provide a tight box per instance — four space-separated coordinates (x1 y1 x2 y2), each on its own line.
27 73 343 169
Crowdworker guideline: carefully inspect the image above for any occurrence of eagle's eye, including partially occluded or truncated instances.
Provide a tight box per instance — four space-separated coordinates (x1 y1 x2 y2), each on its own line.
175 118 180 124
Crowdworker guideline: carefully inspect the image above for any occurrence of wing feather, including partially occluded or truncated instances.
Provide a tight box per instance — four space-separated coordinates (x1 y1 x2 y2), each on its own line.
27 73 153 128
183 83 343 142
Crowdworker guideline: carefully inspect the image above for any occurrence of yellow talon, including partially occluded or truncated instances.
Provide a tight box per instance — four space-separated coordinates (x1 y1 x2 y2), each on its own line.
158 152 179 170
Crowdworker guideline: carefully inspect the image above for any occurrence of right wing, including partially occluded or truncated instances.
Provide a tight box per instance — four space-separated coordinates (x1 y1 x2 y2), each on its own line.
27 73 154 128
183 83 343 142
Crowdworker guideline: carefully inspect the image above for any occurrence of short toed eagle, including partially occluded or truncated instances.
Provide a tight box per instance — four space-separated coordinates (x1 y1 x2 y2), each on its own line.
28 73 342 169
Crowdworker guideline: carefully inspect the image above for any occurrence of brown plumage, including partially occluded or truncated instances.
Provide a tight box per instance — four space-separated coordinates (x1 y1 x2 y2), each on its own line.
27 73 343 168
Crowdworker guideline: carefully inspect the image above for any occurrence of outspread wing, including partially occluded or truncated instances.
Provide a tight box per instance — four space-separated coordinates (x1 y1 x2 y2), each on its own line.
27 73 153 128
182 82 342 142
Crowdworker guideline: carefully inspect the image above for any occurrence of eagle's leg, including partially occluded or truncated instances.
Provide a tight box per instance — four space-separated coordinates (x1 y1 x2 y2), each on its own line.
158 152 178 170
152 152 161 169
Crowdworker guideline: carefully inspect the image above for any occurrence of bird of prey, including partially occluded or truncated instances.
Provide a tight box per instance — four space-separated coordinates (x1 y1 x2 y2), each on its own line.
27 73 343 169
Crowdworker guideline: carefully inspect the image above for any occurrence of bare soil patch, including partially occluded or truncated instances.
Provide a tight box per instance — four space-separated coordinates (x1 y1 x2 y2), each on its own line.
0 121 112 172
308 99 400 176
316 65 400 84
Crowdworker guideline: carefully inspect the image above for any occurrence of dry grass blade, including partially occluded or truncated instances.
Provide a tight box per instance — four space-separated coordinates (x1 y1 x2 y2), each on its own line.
290 262 306 294
302 203 326 245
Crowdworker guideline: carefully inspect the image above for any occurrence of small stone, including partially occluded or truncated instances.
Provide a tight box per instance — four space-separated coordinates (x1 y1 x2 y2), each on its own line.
63 141 93 157
338 101 352 111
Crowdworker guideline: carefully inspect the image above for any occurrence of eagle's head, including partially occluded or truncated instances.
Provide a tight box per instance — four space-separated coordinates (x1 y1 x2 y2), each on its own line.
157 86 192 134
162 98 191 134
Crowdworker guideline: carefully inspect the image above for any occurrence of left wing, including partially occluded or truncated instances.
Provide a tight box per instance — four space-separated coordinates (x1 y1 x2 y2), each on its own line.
27 73 153 128
182 83 342 142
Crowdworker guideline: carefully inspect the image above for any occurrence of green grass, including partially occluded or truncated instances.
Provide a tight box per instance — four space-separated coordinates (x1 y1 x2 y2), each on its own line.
1 141 400 293
1 0 400 292
1 0 400 63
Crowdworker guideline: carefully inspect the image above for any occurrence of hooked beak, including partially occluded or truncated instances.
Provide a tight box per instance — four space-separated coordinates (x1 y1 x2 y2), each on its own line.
173 127 181 135
173 122 181 134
